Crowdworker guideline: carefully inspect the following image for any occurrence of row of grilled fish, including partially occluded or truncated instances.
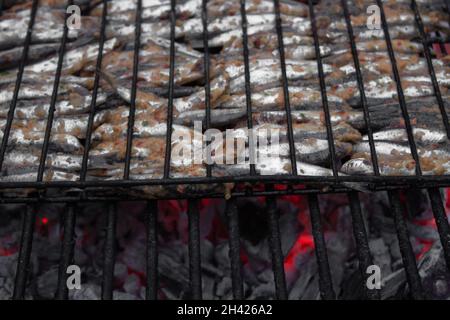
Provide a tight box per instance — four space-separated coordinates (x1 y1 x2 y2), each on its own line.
0 0 449 188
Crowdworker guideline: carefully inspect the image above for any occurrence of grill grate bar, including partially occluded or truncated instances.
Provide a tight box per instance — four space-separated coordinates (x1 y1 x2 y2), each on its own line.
55 205 76 300
410 0 450 138
340 0 380 176
123 0 142 179
388 190 424 300
266 196 288 300
37 0 73 182
3 173 450 190
225 198 244 299
273 0 298 175
427 188 450 271
201 0 213 178
376 0 422 176
0 0 39 172
101 203 117 300
146 201 159 300
163 0 177 179
12 205 36 300
188 200 203 299
308 0 339 178
80 0 108 181
348 192 380 300
307 194 336 300
239 0 257 175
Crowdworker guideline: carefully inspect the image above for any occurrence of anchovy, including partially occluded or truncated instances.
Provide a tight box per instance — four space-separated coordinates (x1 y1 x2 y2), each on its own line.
24 38 119 74
173 74 228 112
9 116 91 139
175 109 247 127
232 121 361 143
106 21 183 39
362 128 448 145
341 157 416 176
206 0 309 19
0 170 79 182
3 151 83 174
0 91 107 119
218 86 348 111
341 154 450 176
91 0 201 22
91 121 194 143
228 64 332 94
354 141 450 160
226 31 315 51
2 130 84 154
0 8 98 50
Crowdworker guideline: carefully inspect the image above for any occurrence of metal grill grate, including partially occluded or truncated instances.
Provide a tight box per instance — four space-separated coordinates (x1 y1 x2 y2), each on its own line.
1 0 450 301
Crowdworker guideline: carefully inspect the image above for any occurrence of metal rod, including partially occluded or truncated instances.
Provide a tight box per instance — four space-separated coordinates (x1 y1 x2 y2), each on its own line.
239 0 256 175
340 0 380 176
308 0 338 178
427 188 450 271
37 0 73 182
13 205 36 300
225 198 244 299
0 0 39 172
188 200 202 299
55 205 76 300
307 194 336 300
80 0 108 181
376 0 422 176
3 173 450 190
266 196 288 299
201 0 212 178
388 190 424 300
55 205 75 300
348 192 380 300
146 201 158 300
410 0 450 138
123 0 142 179
0 185 372 204
163 0 177 178
101 203 117 300
273 0 298 175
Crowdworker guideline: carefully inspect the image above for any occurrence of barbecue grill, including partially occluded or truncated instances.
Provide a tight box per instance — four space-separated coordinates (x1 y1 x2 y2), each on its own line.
0 0 450 301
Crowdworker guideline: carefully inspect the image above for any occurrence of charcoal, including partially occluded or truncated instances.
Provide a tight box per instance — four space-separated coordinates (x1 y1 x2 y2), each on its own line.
214 241 230 271
216 277 232 298
369 238 393 276
36 266 59 299
418 242 450 299
289 255 319 300
248 282 275 300
123 273 141 296
70 284 101 300
380 269 407 299
202 262 224 278
0 254 18 277
407 221 440 242
113 290 139 300
114 262 128 284
158 252 190 289
201 239 214 264
202 275 216 300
